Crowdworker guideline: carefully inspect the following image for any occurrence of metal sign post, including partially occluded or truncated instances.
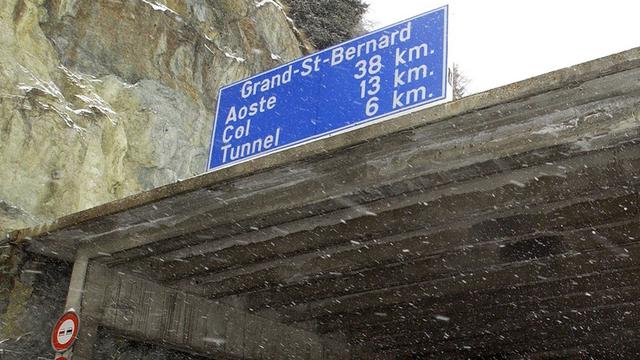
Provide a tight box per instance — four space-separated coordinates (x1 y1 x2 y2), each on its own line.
207 6 448 171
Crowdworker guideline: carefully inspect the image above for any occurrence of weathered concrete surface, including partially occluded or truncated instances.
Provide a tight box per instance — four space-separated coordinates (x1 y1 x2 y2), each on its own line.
9 47 640 261
6 49 640 260
4 47 640 359
78 263 349 359
94 327 212 360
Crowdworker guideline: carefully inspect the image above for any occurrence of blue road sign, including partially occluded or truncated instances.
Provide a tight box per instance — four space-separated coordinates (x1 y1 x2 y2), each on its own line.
207 6 448 171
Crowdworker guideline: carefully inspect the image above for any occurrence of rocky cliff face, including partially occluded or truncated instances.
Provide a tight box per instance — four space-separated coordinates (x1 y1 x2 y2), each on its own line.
0 0 304 232
1 1 304 357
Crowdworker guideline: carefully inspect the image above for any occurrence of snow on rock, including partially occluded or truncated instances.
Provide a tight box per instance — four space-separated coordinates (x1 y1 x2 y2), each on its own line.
204 44 215 55
140 0 178 15
76 94 117 119
256 0 284 10
271 53 282 61
224 51 246 63
18 64 118 128
18 66 64 100
18 65 84 130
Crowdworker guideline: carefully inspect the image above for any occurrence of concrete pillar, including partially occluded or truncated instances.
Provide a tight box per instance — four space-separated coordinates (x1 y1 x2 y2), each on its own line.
71 261 109 360
65 251 89 311
58 248 96 360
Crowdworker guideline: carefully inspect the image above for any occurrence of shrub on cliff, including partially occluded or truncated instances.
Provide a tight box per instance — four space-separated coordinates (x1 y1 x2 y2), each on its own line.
281 0 369 49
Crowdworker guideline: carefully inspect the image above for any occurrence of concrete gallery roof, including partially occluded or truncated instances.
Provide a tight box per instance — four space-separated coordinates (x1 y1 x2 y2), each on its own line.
6 47 640 357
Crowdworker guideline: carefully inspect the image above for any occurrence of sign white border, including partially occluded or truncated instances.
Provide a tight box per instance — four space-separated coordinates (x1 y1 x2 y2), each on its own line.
51 310 80 353
206 5 449 172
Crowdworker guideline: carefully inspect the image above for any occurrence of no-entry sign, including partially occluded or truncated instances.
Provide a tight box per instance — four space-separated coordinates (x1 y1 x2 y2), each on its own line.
51 310 79 353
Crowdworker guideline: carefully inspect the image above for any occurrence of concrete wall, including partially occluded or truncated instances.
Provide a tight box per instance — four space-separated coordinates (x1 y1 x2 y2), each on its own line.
0 246 244 360
3 47 639 359
94 327 211 360
81 263 349 360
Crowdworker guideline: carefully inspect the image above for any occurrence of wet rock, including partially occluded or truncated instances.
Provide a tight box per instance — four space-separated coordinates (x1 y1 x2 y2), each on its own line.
0 245 71 359
0 0 303 232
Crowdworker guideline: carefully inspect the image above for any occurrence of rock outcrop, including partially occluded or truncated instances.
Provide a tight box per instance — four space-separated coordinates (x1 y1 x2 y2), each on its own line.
0 0 303 232
1 1 304 358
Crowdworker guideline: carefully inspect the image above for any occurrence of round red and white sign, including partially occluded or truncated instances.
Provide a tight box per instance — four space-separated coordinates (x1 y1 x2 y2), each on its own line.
51 311 79 352
54 354 68 360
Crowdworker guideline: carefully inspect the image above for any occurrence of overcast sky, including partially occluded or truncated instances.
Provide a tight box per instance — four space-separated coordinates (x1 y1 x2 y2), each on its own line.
364 0 640 93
